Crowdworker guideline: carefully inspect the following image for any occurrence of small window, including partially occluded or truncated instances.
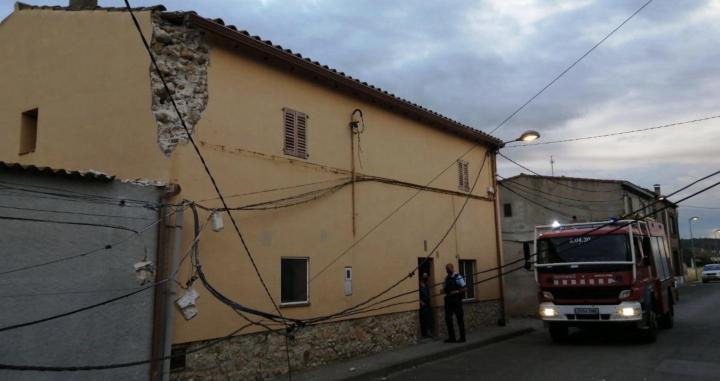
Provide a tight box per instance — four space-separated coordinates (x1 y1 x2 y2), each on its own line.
503 203 512 217
458 259 476 300
170 346 187 372
20 108 38 155
457 160 469 192
283 108 308 159
281 257 309 305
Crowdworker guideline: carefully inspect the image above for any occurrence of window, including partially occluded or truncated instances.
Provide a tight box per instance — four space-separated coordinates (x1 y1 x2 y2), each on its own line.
458 260 476 300
170 346 187 372
503 203 512 217
283 108 308 158
457 160 469 192
669 216 676 237
20 108 38 155
281 257 309 305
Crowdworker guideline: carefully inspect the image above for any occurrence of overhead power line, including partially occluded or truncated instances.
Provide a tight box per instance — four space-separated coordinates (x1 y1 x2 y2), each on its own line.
504 114 720 148
498 152 618 193
122 3 290 350
489 0 654 134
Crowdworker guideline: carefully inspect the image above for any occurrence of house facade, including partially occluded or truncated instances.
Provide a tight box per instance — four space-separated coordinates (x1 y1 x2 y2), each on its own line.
498 174 681 316
0 2 505 380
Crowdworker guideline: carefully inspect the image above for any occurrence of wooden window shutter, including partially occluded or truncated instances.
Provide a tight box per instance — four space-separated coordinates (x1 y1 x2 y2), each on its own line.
283 108 308 158
458 160 469 191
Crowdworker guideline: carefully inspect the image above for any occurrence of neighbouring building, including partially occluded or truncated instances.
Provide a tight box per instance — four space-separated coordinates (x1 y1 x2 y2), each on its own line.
0 2 507 380
498 174 681 316
0 161 164 381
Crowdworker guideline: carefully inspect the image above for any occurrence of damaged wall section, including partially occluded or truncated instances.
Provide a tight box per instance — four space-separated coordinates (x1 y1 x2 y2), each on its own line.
150 12 210 156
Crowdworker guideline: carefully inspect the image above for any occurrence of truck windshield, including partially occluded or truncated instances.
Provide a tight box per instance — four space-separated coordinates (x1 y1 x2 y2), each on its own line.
537 234 631 264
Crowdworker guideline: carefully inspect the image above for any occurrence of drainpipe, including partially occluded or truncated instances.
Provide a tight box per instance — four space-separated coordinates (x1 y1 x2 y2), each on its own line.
150 184 182 381
490 152 507 326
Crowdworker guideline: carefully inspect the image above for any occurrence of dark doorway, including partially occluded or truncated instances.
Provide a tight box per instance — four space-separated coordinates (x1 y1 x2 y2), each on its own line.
418 257 436 337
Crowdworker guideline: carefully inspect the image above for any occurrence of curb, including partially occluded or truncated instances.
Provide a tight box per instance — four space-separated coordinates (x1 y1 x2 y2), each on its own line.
340 327 535 381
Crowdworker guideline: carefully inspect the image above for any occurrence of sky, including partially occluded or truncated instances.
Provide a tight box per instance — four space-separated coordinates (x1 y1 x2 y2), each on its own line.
2 0 718 238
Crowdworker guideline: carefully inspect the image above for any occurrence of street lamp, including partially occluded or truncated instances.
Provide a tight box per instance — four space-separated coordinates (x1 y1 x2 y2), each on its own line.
503 130 540 144
689 216 700 281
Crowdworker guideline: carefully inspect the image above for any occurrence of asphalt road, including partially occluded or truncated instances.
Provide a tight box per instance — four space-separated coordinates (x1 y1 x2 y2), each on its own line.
376 282 720 381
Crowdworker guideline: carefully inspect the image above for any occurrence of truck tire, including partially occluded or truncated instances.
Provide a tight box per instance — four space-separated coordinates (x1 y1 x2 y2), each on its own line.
549 324 569 343
658 294 674 329
640 304 658 343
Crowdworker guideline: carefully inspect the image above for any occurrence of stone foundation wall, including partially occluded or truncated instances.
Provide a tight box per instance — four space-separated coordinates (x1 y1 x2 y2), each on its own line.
433 299 502 338
171 300 501 381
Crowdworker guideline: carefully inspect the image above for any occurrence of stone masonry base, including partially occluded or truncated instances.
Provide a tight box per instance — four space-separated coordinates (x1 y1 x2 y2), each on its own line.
171 300 501 381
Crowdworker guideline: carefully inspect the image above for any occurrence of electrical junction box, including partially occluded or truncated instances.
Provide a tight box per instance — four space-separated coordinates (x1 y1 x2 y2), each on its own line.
344 267 352 296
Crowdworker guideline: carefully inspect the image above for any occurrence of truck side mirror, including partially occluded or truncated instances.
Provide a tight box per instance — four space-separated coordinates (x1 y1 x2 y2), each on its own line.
523 242 532 270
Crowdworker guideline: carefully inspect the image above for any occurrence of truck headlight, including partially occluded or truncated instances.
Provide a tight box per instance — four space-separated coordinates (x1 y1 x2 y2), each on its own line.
620 307 635 317
618 289 631 299
540 306 558 317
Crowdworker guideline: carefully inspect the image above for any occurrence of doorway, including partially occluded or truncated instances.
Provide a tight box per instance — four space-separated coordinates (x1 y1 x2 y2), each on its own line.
418 257 436 337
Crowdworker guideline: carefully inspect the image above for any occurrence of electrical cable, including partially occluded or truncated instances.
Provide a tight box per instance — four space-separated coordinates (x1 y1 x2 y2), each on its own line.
497 175 625 203
0 204 156 220
499 152 624 193
0 182 159 209
488 0 654 134
0 215 140 233
0 206 185 277
306 152 490 324
123 1 288 331
197 177 350 203
0 279 169 333
504 114 720 148
499 181 623 213
0 323 255 372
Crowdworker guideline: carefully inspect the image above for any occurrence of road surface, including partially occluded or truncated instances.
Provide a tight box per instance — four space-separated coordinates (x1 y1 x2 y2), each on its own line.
373 282 720 381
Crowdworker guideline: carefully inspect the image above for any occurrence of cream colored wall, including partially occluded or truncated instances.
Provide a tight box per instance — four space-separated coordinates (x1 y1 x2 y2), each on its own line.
170 44 500 343
0 9 169 180
0 9 500 345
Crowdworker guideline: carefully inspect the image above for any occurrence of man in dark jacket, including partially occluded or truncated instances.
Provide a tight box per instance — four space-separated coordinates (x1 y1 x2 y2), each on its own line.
443 263 466 343
418 272 432 338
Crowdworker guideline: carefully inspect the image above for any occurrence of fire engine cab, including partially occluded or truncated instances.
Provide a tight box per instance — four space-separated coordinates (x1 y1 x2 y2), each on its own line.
535 219 676 342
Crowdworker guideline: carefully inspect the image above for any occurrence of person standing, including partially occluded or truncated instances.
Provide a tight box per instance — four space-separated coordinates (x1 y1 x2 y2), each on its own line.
418 272 432 338
443 263 466 343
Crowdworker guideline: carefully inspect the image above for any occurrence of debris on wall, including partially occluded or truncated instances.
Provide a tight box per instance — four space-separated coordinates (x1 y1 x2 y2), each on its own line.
150 12 209 156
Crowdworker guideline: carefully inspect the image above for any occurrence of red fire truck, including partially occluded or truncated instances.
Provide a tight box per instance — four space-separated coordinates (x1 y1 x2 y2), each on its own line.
534 219 676 342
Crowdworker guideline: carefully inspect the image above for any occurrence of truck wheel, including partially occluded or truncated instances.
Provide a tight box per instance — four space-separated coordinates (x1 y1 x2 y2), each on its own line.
658 294 674 329
549 324 569 343
640 306 658 342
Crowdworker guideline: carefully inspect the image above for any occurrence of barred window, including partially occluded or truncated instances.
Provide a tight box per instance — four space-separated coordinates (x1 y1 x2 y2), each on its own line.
458 160 469 192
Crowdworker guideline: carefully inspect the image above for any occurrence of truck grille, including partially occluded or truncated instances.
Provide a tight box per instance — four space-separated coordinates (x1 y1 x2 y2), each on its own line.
549 286 625 301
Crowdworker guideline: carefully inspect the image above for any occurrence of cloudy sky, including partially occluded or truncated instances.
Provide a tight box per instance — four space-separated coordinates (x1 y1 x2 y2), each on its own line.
2 0 718 237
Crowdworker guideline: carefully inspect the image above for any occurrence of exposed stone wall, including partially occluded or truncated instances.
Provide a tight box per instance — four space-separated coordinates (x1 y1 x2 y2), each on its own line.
149 12 209 156
171 310 418 381
433 299 502 339
171 301 501 381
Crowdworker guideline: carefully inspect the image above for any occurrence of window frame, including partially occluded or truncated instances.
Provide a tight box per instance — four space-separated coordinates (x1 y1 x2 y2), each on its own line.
280 256 310 307
458 259 476 301
503 203 512 217
282 107 309 159
19 108 38 155
457 160 470 192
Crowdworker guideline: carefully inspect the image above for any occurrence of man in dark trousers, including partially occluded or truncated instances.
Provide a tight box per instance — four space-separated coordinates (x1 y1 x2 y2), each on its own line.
443 263 466 343
418 272 432 338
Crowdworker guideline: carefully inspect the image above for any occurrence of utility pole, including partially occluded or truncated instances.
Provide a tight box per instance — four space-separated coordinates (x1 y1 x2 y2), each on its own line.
550 155 555 176
689 216 700 281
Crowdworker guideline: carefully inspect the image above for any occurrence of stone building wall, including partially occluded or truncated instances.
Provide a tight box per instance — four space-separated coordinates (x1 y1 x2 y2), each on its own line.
149 12 210 156
171 300 501 381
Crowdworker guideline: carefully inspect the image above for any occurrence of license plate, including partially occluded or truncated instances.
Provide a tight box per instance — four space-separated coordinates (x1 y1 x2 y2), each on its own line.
574 307 599 315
